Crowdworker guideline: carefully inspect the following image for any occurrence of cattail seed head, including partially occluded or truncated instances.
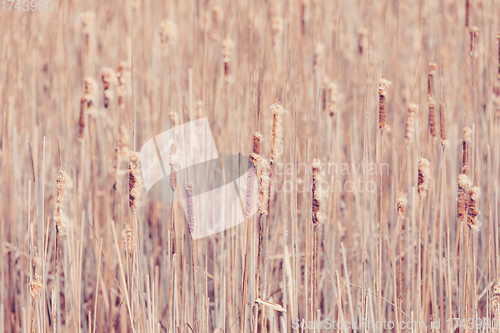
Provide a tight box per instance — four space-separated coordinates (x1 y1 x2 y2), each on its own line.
253 131 262 154
313 42 324 74
159 20 178 49
328 82 338 117
122 223 135 256
169 141 179 192
54 170 74 235
457 173 472 225
271 16 283 50
404 104 418 145
497 32 500 79
418 158 431 197
492 281 500 313
101 67 117 109
470 26 479 56
462 127 472 174
249 153 271 215
439 102 448 148
116 62 131 109
222 38 234 82
30 251 42 300
428 63 437 97
83 77 98 115
396 192 408 218
312 159 327 225
270 102 285 162
467 186 481 231
80 11 95 52
185 182 196 236
428 97 437 138
378 79 391 131
129 152 144 211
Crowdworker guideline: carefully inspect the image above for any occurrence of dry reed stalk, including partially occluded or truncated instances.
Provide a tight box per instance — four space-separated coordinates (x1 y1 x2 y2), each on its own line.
116 62 131 109
328 82 338 117
404 104 418 145
222 38 234 82
465 0 470 27
417 158 431 197
185 182 198 332
428 97 437 139
101 67 117 109
439 102 449 148
378 79 390 131
497 32 500 79
470 27 479 56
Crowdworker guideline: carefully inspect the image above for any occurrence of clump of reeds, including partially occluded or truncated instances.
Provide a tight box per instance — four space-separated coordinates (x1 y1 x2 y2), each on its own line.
270 102 285 162
222 38 234 82
378 79 391 131
159 20 178 50
328 82 338 117
101 67 117 109
128 152 144 211
439 102 449 148
417 158 431 197
404 104 418 145
116 62 131 109
396 192 408 218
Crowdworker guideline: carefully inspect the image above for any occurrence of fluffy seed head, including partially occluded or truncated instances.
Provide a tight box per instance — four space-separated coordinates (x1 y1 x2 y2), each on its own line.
396 192 408 218
404 104 418 145
418 158 431 197
312 159 327 225
378 79 391 131
129 152 144 211
467 186 481 231
159 20 178 48
270 102 285 161
185 182 196 236
492 281 500 312
328 82 338 117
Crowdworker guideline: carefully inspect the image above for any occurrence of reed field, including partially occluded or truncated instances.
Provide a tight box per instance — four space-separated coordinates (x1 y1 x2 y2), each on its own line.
1 0 500 332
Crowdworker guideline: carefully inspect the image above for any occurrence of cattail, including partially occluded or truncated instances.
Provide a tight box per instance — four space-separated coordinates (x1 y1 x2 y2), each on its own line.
312 159 326 225
497 32 500 79
30 251 42 300
404 104 418 145
428 63 437 98
122 223 135 256
417 158 431 197
358 28 366 54
249 153 271 215
253 131 262 155
439 102 448 148
378 79 391 131
129 152 144 211
222 38 234 82
270 102 285 162
54 170 74 235
492 280 500 313
185 182 196 235
116 62 131 109
396 192 408 218
467 186 481 231
313 42 324 74
462 127 472 174
169 112 180 126
83 77 98 116
159 20 178 49
328 82 338 117
465 0 470 27
271 16 283 50
457 173 472 224
321 77 328 111
428 97 437 139
101 67 117 109
80 11 95 53
78 96 86 140
470 26 479 56
169 141 179 192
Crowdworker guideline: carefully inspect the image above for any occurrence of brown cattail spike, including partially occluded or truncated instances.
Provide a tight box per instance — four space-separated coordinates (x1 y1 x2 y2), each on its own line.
129 152 144 211
418 158 431 197
439 102 448 148
169 142 179 192
465 0 470 27
492 280 500 313
428 97 437 138
328 82 338 117
222 38 234 82
270 102 285 162
428 63 437 98
253 132 262 154
462 127 472 175
378 79 391 131
101 67 117 109
30 251 42 300
467 186 481 231
497 32 500 79
457 173 472 224
396 192 408 218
